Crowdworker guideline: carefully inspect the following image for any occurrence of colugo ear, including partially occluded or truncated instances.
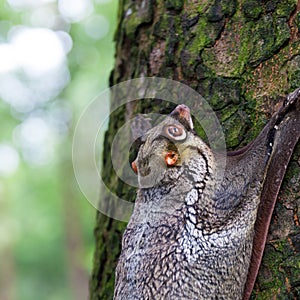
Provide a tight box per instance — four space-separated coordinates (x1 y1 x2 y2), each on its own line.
165 151 179 166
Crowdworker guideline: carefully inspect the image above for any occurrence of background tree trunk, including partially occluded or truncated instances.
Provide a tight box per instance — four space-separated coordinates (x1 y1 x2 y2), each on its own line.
90 0 300 299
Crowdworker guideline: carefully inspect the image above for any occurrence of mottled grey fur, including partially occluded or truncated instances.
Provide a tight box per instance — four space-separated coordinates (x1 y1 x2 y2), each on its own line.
114 92 300 300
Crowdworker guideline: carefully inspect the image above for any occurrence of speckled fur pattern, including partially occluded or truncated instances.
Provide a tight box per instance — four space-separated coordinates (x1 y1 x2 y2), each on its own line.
114 92 300 300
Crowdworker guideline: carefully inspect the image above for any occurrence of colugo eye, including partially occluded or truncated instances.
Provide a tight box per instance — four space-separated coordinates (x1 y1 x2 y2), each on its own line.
163 124 186 141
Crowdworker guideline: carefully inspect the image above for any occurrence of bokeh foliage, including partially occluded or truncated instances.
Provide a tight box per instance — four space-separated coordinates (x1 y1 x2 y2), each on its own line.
0 1 118 299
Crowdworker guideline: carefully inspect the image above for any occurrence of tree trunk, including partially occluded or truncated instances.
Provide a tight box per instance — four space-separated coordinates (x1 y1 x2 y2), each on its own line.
90 0 300 299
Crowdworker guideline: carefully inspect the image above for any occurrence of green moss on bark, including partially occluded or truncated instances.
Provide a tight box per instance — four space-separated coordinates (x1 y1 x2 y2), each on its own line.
123 0 154 38
241 0 262 19
295 11 300 31
165 0 183 11
90 0 300 299
190 18 224 53
276 0 297 18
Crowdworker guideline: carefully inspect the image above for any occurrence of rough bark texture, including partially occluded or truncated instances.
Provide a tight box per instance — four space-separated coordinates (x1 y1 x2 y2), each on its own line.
90 0 300 299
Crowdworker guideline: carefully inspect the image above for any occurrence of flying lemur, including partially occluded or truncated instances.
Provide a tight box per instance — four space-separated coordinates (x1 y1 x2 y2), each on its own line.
114 88 300 300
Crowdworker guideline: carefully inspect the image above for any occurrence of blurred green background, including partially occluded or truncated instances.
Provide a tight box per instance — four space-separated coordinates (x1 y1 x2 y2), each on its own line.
0 0 118 299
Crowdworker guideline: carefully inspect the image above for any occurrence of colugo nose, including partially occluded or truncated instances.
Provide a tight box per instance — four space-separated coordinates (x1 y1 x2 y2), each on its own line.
170 104 194 130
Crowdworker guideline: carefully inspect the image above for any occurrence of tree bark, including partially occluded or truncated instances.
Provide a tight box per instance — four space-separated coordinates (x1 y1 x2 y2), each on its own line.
90 0 300 299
